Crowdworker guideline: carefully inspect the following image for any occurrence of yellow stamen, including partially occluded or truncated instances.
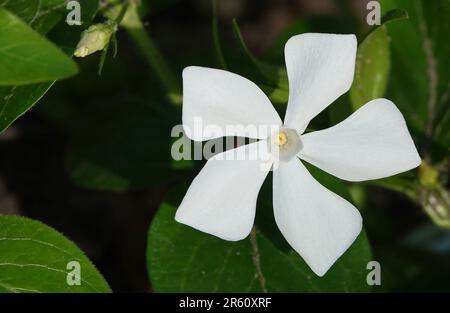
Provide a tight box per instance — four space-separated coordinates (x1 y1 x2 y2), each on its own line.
276 131 288 146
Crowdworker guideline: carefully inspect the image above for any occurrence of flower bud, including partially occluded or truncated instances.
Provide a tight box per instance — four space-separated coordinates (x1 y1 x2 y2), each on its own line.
74 22 116 57
419 160 439 188
421 187 450 229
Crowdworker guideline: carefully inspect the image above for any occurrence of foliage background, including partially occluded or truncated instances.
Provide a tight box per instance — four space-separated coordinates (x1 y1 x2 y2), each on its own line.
0 0 449 292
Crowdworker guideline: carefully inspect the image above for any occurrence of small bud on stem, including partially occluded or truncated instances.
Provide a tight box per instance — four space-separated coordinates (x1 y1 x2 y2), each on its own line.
419 160 440 188
74 22 117 58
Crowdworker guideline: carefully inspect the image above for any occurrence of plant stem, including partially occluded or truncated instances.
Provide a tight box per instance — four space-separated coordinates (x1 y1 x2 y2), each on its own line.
121 4 181 105
211 0 227 70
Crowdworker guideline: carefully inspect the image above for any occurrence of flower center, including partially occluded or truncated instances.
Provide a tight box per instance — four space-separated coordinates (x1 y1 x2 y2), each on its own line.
269 128 302 162
275 132 288 146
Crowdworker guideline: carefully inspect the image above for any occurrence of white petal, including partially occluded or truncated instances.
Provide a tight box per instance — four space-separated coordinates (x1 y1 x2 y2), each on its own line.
182 66 282 141
175 140 272 241
299 98 421 182
284 33 357 133
273 158 362 276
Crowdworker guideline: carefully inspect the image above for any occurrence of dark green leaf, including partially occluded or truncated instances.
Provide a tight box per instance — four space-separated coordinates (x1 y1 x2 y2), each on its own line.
0 0 41 24
350 26 390 110
0 82 53 132
0 0 68 34
0 1 98 133
147 173 372 292
380 0 450 159
349 9 408 110
380 8 409 24
0 7 78 86
0 216 111 293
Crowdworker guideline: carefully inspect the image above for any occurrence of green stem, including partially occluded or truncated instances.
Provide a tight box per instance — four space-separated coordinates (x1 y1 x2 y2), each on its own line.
211 0 227 70
232 18 259 66
121 4 181 105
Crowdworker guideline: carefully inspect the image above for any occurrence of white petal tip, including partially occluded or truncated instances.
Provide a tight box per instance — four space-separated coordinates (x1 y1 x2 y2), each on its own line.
285 33 357 51
274 159 364 278
181 124 202 141
311 213 362 277
299 98 423 181
413 155 423 168
182 66 197 76
174 210 183 223
311 266 329 277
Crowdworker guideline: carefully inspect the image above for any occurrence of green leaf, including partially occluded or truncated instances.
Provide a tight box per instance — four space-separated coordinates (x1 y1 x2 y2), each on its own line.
380 8 409 24
147 173 373 292
350 27 389 110
0 216 111 293
0 7 78 86
380 0 450 159
349 9 408 110
0 1 98 133
0 82 53 131
0 0 41 24
0 0 67 34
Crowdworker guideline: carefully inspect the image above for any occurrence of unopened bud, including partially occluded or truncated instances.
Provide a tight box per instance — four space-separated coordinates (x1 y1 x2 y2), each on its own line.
419 161 439 188
74 22 116 57
421 187 450 229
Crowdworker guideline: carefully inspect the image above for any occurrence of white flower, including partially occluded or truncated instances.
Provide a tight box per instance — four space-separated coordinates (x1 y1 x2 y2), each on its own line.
175 33 421 276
